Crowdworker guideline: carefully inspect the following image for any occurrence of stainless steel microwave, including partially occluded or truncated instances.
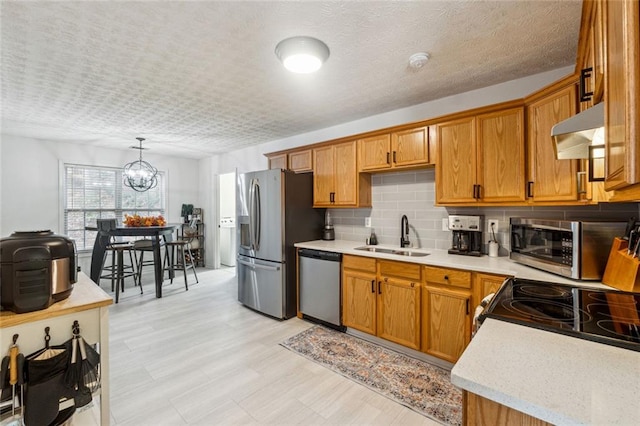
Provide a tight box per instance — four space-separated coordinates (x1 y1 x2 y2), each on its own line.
509 218 626 280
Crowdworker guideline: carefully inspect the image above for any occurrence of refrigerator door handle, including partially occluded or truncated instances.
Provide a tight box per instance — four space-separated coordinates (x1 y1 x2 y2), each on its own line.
248 178 256 250
254 178 261 251
237 258 280 271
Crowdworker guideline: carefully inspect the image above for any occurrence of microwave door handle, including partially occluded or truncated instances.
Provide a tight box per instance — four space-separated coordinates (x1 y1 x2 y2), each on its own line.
254 179 261 251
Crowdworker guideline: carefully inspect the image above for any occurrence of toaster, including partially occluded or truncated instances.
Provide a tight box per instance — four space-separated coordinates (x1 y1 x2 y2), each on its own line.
0 230 77 313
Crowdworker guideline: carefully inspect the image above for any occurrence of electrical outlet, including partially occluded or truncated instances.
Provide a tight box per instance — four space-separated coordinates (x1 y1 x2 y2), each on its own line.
365 217 372 228
442 217 449 231
487 220 499 233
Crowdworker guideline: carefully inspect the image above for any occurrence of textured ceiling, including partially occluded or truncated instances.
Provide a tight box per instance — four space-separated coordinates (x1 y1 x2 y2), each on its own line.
1 1 582 159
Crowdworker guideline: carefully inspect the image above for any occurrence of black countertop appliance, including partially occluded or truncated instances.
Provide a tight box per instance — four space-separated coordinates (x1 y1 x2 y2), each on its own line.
479 277 640 352
1 230 77 313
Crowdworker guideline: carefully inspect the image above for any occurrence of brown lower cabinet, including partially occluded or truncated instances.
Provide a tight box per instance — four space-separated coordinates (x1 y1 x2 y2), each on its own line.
422 266 472 362
377 260 421 350
342 255 513 364
465 392 552 426
342 256 377 335
342 256 421 350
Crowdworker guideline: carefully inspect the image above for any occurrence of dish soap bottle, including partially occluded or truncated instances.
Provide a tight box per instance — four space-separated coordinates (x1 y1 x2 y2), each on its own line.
369 228 378 245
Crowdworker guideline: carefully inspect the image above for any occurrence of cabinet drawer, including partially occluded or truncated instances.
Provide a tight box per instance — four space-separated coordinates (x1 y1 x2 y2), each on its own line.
379 260 421 281
423 266 471 289
343 254 377 272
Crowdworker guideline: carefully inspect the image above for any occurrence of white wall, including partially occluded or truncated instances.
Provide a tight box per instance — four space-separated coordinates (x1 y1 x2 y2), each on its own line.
0 134 200 238
219 173 236 218
208 66 575 176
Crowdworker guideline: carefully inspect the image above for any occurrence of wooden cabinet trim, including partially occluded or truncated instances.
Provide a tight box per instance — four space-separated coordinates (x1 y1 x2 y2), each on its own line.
343 254 377 272
378 260 421 281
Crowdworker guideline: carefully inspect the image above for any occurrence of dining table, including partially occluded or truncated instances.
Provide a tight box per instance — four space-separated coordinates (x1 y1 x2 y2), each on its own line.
89 224 179 298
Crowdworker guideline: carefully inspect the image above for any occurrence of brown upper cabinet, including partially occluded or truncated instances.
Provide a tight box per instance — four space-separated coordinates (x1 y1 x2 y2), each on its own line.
313 140 372 207
266 0 640 204
267 149 313 173
288 149 313 173
267 153 287 170
604 0 640 194
436 105 526 204
359 126 434 172
576 0 605 110
525 79 582 202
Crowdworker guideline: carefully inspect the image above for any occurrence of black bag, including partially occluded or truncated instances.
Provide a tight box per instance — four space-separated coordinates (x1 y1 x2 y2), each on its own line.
24 343 76 426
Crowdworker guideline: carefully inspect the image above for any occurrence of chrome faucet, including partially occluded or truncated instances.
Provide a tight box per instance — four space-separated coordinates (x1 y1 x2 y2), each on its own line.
400 215 410 247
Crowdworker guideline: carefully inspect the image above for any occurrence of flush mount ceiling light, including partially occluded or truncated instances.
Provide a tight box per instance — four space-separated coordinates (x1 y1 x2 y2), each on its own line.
408 52 430 70
123 137 158 192
275 36 330 74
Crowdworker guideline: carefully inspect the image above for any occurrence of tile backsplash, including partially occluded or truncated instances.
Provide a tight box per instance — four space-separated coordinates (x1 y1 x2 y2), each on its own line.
329 169 639 254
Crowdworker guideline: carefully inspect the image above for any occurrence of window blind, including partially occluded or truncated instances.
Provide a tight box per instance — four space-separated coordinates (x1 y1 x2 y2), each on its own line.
63 164 166 251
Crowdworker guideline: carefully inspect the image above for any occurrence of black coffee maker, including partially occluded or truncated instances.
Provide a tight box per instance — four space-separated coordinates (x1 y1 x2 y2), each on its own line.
448 215 483 256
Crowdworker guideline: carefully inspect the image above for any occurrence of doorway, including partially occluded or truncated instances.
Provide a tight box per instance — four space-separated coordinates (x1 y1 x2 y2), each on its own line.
217 171 236 268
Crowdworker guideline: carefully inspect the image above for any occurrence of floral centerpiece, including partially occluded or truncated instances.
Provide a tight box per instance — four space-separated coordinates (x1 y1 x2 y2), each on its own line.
124 214 166 227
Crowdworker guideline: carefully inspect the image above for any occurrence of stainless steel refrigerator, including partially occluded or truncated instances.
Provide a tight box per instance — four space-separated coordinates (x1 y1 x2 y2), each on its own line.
236 169 324 319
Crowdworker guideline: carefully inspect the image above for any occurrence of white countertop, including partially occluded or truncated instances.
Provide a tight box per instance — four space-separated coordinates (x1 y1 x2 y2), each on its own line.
451 318 640 425
296 239 639 424
295 239 610 288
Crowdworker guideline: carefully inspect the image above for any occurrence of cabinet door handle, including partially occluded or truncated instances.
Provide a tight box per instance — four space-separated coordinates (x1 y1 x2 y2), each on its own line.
378 281 382 294
577 171 587 195
444 275 449 281
330 192 335 203
473 184 481 199
527 181 534 198
579 67 594 102
410 282 415 288
371 280 375 293
386 152 390 164
393 151 397 163
466 299 470 315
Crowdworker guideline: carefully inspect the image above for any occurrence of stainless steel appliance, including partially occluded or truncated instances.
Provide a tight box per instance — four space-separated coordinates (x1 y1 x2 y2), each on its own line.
510 218 626 280
0 230 77 313
478 277 640 352
322 210 335 241
448 215 483 256
237 169 324 319
551 102 604 160
298 248 343 328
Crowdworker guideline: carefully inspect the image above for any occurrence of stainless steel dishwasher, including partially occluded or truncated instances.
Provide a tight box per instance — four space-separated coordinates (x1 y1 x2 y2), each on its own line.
298 248 342 328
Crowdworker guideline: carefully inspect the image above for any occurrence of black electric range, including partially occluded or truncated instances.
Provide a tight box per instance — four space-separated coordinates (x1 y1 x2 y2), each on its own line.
479 278 640 352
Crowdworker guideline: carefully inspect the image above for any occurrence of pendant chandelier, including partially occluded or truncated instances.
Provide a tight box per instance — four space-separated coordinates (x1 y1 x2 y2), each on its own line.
123 137 158 192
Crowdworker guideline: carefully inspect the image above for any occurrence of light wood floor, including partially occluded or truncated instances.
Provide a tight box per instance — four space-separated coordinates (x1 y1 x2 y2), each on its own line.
106 268 441 425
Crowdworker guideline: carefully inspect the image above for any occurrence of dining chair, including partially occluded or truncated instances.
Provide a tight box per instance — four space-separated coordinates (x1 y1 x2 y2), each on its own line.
96 219 140 302
162 237 199 290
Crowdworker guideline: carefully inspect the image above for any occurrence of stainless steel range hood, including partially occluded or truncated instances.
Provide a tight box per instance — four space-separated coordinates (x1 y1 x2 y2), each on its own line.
551 102 604 159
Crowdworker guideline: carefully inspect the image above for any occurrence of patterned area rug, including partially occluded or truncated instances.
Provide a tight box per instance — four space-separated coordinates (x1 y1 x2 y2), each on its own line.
281 325 462 426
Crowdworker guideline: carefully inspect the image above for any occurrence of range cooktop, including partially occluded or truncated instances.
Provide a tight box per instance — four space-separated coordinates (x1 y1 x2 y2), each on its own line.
479 278 640 352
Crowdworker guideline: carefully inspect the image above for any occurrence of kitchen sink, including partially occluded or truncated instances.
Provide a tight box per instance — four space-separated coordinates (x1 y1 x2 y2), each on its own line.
354 246 430 257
